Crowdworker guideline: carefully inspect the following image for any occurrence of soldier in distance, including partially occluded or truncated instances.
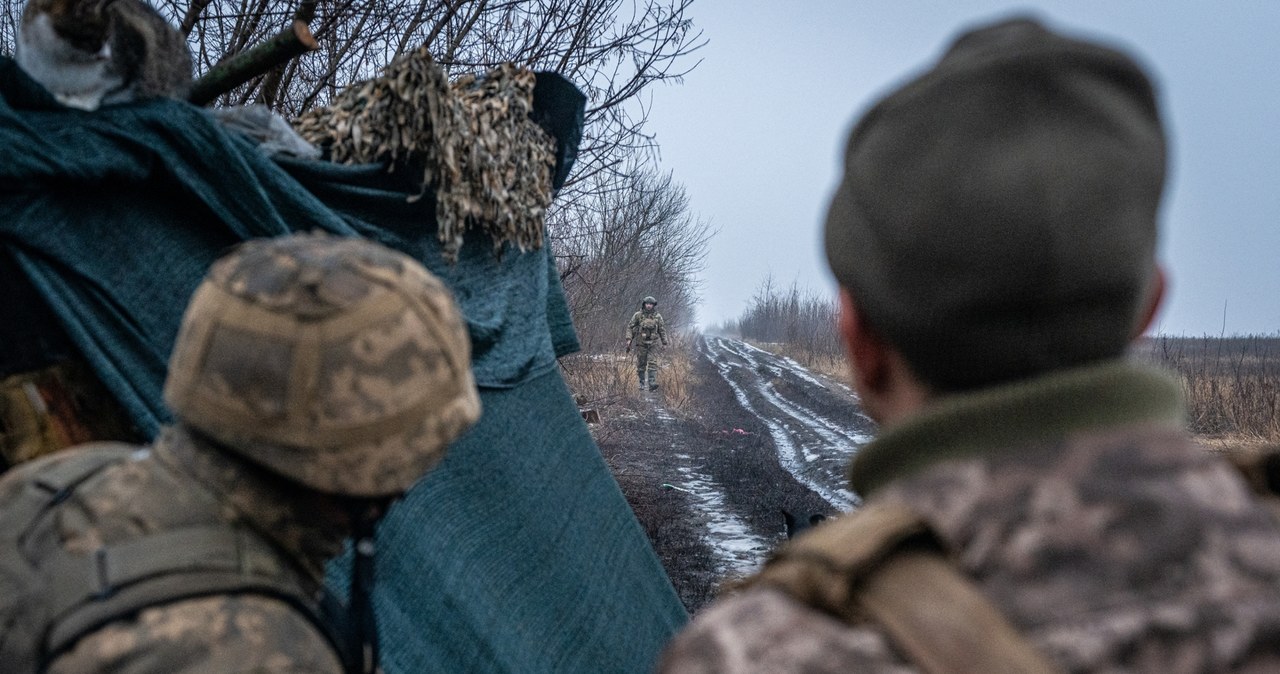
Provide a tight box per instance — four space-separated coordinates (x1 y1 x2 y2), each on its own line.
625 295 668 391
660 17 1280 673
0 233 481 673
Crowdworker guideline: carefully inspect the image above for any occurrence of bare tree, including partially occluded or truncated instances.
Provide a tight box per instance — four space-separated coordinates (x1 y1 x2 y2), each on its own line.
554 167 712 352
734 275 843 364
1 1 710 347
2 0 701 186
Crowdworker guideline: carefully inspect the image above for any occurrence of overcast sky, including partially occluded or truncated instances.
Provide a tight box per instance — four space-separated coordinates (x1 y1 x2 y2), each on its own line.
645 1 1280 336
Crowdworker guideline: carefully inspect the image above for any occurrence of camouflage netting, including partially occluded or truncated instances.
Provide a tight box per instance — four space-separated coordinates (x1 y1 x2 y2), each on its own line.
294 47 556 262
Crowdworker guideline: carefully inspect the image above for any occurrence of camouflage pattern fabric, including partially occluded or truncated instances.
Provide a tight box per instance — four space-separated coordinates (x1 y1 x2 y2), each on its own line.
627 308 667 383
626 309 667 345
49 595 342 674
634 340 659 383
661 365 1280 673
0 426 348 673
295 48 556 262
164 234 480 498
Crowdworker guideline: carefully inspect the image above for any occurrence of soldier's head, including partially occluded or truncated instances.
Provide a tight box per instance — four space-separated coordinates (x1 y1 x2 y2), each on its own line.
164 233 481 498
642 296 657 311
823 17 1166 421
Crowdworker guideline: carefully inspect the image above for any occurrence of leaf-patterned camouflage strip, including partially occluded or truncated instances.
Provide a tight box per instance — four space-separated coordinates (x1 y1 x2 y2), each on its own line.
294 48 556 263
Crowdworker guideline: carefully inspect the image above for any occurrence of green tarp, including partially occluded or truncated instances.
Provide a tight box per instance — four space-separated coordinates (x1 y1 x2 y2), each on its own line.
0 57 686 672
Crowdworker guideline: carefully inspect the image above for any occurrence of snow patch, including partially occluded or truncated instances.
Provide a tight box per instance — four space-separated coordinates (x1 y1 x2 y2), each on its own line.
653 395 772 576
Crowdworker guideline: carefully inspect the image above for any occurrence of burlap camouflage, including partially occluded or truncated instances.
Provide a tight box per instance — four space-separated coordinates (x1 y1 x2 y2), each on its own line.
0 427 346 673
294 47 557 262
164 234 481 497
626 298 667 388
660 423 1280 672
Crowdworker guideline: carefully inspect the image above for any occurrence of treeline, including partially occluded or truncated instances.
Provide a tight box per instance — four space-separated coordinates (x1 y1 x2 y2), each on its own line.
721 277 842 363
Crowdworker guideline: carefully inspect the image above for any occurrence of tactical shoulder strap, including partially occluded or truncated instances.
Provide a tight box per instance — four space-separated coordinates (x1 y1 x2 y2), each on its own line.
41 518 359 673
747 504 1061 674
1227 448 1280 522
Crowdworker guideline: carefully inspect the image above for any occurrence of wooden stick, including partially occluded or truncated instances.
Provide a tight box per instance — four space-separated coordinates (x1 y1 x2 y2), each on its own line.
188 20 319 107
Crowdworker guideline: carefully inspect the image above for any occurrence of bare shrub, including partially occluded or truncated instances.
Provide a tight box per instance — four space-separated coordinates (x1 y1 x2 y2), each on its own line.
728 276 842 367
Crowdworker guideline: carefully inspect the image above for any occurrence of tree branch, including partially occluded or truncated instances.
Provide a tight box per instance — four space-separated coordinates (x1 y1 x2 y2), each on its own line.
188 19 319 106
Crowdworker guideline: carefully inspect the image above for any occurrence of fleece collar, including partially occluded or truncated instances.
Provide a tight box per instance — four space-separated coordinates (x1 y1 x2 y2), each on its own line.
849 361 1185 498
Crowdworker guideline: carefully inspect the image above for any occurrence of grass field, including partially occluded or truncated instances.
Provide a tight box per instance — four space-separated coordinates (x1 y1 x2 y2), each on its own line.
1133 335 1280 448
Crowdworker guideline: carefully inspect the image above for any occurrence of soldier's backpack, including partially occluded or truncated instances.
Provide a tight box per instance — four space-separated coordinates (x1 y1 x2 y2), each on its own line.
0 444 364 673
743 504 1062 674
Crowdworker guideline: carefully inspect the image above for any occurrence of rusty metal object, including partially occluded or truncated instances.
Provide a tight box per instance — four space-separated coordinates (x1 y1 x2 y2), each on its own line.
0 361 137 468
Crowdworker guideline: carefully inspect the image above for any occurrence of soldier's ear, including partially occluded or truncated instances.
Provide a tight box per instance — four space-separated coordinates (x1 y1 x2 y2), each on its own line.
1131 264 1166 340
838 289 886 391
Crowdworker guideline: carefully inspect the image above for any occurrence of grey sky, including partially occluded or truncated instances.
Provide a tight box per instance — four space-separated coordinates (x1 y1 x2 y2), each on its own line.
646 1 1280 335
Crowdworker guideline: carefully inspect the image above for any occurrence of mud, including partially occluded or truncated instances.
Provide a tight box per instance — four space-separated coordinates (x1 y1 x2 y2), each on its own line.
596 336 873 614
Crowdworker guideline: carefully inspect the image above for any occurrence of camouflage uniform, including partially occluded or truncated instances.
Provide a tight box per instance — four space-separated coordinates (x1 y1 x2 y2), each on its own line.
0 234 480 673
659 363 1280 673
626 296 668 390
18 427 349 673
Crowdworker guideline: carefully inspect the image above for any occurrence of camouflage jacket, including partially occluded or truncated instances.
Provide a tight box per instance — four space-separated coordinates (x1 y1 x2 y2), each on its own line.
627 310 667 344
660 362 1280 673
1 426 347 673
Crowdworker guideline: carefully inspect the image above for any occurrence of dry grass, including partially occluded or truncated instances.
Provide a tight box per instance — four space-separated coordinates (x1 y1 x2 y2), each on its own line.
558 336 700 430
1134 335 1280 447
658 334 699 416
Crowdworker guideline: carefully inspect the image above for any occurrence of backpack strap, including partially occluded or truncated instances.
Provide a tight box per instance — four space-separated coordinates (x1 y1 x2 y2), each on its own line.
1226 448 1280 522
747 504 1061 674
36 510 358 672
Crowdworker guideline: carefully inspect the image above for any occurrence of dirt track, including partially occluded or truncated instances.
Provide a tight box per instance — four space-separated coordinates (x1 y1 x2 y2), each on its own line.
597 336 873 613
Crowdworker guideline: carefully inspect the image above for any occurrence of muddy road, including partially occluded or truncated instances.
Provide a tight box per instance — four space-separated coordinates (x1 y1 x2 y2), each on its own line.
598 336 875 612
698 336 871 510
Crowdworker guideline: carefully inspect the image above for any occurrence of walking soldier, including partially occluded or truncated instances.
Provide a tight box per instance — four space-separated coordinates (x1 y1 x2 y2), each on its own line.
626 295 668 391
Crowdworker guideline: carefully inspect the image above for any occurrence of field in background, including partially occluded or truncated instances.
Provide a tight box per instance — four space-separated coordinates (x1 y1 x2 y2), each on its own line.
743 334 1280 449
1134 335 1280 448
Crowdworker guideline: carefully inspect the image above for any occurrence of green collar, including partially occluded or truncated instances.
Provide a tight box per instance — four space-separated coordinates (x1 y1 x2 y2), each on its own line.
849 361 1185 498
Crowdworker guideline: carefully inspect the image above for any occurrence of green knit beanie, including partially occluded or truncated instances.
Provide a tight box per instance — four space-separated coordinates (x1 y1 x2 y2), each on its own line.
824 17 1166 390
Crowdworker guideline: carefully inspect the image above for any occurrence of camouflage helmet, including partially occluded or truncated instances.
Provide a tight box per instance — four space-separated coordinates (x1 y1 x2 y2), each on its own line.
642 296 657 306
164 234 481 497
